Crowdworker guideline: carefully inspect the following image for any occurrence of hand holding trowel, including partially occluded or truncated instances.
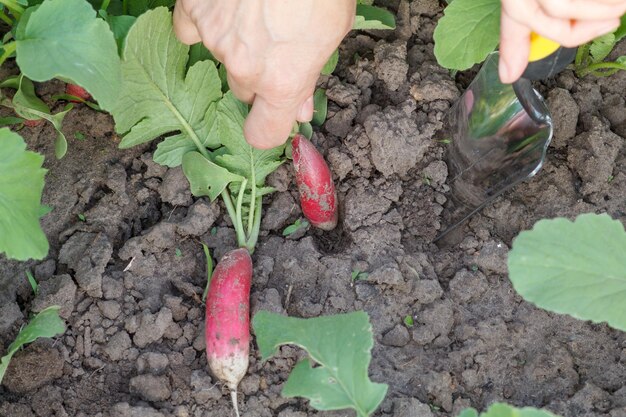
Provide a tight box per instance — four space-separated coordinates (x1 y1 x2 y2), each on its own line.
435 34 577 241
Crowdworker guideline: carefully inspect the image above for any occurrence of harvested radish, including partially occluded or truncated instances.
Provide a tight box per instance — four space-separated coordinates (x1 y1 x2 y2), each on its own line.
23 119 42 127
205 248 252 417
292 134 338 230
65 84 92 102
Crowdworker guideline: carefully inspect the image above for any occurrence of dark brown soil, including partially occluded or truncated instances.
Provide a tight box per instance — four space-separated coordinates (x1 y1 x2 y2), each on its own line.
1 1 625 417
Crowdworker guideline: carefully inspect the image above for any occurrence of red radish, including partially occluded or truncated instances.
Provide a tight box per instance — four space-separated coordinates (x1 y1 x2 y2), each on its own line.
205 248 252 417
23 119 43 127
65 84 92 102
292 134 338 230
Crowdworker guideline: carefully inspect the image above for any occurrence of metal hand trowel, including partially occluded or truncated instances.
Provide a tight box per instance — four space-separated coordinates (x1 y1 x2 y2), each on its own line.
435 35 576 241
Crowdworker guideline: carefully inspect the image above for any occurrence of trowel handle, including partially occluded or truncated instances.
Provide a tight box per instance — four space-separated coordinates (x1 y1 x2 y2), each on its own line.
521 33 576 80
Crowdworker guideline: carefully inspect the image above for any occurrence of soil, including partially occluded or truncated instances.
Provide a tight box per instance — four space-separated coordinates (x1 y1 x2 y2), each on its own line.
1 1 626 417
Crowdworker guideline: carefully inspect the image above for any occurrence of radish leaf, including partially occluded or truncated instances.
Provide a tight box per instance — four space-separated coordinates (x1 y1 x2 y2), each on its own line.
0 306 65 384
182 151 244 201
0 128 48 260
253 311 388 417
321 50 339 75
15 0 121 111
353 5 396 30
433 0 500 70
589 33 615 63
460 403 560 417
110 7 222 166
311 88 327 126
214 92 285 186
508 213 626 332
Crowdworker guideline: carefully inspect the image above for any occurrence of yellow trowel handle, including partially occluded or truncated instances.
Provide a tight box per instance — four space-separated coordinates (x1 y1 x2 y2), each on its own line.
521 33 577 80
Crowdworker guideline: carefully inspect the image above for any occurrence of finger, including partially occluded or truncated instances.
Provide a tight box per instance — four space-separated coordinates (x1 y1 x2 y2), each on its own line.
244 96 298 149
539 0 626 20
296 95 314 122
530 18 621 47
227 72 255 104
173 2 201 45
499 11 532 83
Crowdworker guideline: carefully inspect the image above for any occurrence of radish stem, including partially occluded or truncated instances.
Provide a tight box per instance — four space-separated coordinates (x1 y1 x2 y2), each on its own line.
235 179 248 248
247 171 256 237
246 196 262 253
0 41 15 68
220 189 246 248
0 10 13 26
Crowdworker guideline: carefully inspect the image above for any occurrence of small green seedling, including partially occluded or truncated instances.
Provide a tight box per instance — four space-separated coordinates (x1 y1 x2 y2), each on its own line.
459 403 561 417
0 306 65 384
77 213 86 222
403 315 414 327
574 17 626 78
25 270 38 296
201 243 213 302
74 131 86 140
175 247 182 258
351 270 369 281
282 219 309 236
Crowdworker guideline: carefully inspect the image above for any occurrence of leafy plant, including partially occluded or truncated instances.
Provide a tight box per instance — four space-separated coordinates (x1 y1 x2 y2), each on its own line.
459 403 560 417
0 306 66 384
508 213 626 332
403 315 414 327
574 15 626 77
252 311 388 417
282 218 309 236
352 270 369 281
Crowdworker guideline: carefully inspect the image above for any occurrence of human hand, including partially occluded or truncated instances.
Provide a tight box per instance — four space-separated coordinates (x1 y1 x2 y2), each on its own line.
173 0 355 149
499 0 626 83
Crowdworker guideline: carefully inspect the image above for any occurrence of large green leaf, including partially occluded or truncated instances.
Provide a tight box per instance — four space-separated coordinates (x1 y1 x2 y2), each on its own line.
15 0 121 112
111 7 222 167
353 5 396 30
0 306 65 384
253 311 388 417
0 128 48 260
214 92 284 185
182 151 244 202
508 213 626 332
433 0 501 70
460 403 560 417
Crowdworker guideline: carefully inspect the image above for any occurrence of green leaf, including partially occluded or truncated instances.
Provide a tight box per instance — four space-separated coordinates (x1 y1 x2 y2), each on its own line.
0 127 48 260
127 0 175 16
433 0 501 70
214 92 285 185
353 5 396 30
508 213 626 332
182 151 245 202
458 409 479 417
617 56 626 65
107 14 136 53
201 243 213 302
403 315 414 327
188 42 217 68
299 121 313 139
0 116 24 126
0 306 65 384
111 7 223 166
74 131 86 140
589 33 615 63
252 311 388 417
614 14 626 42
282 219 309 236
321 50 339 76
25 270 38 295
311 89 327 126
15 0 121 112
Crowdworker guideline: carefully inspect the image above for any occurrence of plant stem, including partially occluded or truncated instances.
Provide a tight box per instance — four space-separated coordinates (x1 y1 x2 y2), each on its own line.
577 61 626 77
247 171 256 237
0 41 16 68
100 0 110 11
246 196 262 253
122 0 128 14
0 10 13 26
235 179 248 248
220 189 246 248
0 0 22 17
574 44 588 68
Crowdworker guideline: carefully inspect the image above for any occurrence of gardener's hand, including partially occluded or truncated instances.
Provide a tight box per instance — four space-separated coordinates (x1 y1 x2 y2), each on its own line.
173 0 355 149
499 0 626 83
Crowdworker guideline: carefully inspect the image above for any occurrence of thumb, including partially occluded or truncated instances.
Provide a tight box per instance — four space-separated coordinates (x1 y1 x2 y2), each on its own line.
243 96 298 150
498 11 531 84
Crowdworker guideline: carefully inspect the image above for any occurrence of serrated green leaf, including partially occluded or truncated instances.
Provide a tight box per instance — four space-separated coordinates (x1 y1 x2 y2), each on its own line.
15 0 121 112
508 213 626 332
312 89 328 126
0 128 48 260
589 33 615 63
614 14 626 42
433 0 501 70
353 5 396 30
321 50 339 76
252 311 388 417
214 92 284 185
0 306 65 384
111 7 222 163
182 151 244 201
